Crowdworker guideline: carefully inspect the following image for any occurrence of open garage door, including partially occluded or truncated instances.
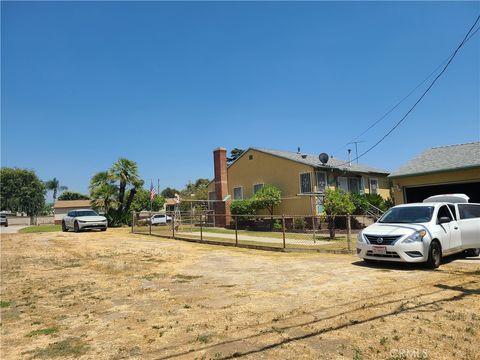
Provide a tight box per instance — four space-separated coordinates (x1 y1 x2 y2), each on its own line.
405 181 480 203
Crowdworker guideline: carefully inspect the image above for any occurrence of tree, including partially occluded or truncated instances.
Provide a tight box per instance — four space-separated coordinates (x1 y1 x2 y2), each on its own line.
227 148 245 164
161 187 180 198
110 158 143 215
58 191 89 201
322 188 355 239
251 185 282 216
230 199 256 217
0 167 46 219
45 177 68 203
89 159 145 225
179 178 210 211
129 188 166 213
89 171 118 216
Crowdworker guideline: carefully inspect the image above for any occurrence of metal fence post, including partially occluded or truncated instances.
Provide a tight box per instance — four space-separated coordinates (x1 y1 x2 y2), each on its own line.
282 215 286 249
131 212 134 233
312 215 316 244
200 215 203 241
235 215 238 246
172 214 175 239
149 210 152 235
347 215 352 252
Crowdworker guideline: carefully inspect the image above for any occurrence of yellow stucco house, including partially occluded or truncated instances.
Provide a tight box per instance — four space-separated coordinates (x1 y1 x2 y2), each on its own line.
208 147 390 222
389 142 480 205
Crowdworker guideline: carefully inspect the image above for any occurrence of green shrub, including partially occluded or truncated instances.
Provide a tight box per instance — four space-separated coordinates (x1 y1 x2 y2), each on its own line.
230 200 255 217
273 219 282 231
293 217 306 230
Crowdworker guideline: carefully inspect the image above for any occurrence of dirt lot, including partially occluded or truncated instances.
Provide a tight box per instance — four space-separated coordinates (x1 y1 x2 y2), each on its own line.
1 229 479 360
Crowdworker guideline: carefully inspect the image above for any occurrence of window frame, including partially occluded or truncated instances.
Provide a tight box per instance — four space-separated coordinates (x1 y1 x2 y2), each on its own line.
315 171 327 194
233 186 244 200
299 172 312 194
253 183 264 194
369 178 379 195
337 176 349 192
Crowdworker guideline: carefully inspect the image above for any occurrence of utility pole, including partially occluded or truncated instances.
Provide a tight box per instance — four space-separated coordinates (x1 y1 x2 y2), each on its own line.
347 141 364 164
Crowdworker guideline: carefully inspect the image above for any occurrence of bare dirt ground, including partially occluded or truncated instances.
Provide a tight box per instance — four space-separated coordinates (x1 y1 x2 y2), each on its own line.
1 229 479 360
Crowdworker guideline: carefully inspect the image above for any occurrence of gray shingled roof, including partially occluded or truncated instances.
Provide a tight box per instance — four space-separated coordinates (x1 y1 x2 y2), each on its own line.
245 147 389 174
389 142 480 178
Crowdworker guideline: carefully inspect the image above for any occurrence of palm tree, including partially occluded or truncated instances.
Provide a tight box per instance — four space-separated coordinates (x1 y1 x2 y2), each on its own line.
110 158 142 213
45 177 68 203
89 171 117 214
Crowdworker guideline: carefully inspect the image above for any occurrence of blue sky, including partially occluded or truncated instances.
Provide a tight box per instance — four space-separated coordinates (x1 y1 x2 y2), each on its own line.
2 1 479 198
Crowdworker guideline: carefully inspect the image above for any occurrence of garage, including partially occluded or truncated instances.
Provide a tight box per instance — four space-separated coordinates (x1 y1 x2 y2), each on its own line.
389 142 480 205
404 181 480 203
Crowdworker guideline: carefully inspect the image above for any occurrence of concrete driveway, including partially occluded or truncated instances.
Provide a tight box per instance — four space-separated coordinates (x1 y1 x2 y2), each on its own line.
0 225 27 234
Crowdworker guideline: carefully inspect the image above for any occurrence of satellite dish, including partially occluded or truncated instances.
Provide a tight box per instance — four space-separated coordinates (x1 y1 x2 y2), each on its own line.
319 153 329 165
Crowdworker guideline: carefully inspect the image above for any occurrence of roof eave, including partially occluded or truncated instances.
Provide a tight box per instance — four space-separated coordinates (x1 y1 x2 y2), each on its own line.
388 164 480 179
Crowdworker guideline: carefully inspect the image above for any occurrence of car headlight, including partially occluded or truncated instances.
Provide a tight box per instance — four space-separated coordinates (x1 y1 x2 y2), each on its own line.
78 220 86 223
403 230 427 243
357 231 364 243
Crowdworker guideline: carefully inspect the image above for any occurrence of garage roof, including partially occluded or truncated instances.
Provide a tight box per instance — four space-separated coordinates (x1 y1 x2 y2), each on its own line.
389 142 480 178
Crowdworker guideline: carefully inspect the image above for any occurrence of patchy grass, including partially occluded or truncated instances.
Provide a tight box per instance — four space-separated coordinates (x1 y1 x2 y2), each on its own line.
22 337 88 358
19 225 61 234
142 273 164 281
1 300 12 308
173 274 202 281
26 327 59 337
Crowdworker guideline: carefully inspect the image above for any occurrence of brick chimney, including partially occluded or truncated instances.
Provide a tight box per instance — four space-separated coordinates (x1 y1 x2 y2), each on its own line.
213 147 231 227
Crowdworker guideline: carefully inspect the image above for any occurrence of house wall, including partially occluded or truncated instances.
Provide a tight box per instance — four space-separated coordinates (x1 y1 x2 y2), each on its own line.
390 167 480 205
206 149 391 215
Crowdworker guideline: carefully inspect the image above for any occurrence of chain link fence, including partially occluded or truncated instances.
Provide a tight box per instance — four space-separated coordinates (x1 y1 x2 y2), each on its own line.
132 211 375 253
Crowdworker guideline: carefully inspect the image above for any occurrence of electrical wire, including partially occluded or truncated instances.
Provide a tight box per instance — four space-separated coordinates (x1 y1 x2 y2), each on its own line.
332 22 480 157
334 15 480 168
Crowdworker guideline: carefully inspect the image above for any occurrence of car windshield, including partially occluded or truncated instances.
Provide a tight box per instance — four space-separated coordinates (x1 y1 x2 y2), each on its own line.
378 206 434 224
76 210 98 217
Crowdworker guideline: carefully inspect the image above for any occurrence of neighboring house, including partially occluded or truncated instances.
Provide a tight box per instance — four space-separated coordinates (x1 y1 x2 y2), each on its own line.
53 200 92 224
389 142 480 204
165 198 177 212
207 147 390 225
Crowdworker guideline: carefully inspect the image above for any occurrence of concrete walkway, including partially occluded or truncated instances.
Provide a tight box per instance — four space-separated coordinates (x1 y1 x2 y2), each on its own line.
0 225 27 234
177 231 331 246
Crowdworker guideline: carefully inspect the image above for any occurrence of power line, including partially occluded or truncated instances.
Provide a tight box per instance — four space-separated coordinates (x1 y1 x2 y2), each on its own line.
332 22 480 157
335 15 480 168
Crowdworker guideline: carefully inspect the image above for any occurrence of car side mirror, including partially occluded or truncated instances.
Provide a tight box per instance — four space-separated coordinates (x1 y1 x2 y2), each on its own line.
438 216 451 224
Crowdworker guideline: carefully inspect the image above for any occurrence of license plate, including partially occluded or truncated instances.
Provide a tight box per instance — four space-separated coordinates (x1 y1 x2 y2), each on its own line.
372 246 387 255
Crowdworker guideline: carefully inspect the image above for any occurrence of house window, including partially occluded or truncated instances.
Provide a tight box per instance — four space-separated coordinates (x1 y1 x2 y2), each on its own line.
337 177 348 192
300 172 312 193
253 183 264 194
348 178 361 194
316 172 327 193
208 191 216 210
233 187 243 200
369 179 378 195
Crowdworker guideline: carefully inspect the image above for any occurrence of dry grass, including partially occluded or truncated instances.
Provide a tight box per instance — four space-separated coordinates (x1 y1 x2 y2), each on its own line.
1 228 479 360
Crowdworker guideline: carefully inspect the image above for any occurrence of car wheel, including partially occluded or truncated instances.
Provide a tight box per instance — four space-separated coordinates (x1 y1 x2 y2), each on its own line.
427 241 442 269
101 228 107 232
74 221 80 233
62 221 68 232
466 248 480 257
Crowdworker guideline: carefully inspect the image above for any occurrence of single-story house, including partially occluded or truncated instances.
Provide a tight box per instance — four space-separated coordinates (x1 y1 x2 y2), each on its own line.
207 147 390 226
53 200 92 224
389 142 480 204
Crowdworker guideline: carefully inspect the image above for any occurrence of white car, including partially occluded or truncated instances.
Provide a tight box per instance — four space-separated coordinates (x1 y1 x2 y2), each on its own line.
149 214 172 226
357 194 480 268
62 209 107 232
0 214 8 227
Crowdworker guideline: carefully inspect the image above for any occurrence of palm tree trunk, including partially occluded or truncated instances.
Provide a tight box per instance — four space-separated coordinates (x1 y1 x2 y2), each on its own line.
124 188 137 214
117 181 126 213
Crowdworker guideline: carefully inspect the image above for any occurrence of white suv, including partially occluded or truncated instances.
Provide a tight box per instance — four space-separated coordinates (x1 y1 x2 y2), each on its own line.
357 195 480 268
62 209 107 232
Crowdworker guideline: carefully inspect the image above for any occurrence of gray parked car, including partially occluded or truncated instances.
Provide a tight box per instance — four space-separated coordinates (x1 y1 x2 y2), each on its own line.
0 214 8 227
62 209 107 232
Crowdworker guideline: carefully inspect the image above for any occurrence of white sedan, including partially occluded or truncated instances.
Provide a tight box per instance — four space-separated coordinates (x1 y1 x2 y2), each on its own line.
62 209 107 232
149 214 172 226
